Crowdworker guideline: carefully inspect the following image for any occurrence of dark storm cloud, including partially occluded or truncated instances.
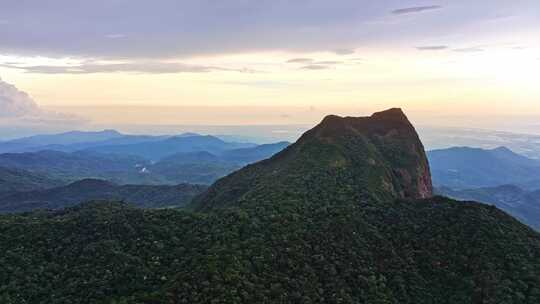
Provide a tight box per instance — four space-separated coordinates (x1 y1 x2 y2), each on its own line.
392 5 442 15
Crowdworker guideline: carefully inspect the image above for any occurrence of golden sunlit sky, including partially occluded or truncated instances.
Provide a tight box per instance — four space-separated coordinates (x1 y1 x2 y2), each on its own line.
0 0 539 134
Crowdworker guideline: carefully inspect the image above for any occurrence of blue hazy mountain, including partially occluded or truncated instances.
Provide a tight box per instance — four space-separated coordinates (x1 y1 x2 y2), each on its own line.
0 178 207 213
220 141 290 164
0 150 149 182
0 130 123 153
5 129 123 146
437 185 540 231
82 134 257 160
0 141 289 186
0 130 206 154
0 166 63 194
147 142 289 184
428 146 540 190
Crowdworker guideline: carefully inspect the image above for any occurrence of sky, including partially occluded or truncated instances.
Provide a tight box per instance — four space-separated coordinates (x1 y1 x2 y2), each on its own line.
0 0 539 136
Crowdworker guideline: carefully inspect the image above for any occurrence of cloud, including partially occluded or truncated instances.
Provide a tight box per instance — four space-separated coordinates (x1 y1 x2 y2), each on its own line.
287 59 342 65
0 78 86 125
286 58 314 64
392 5 442 15
215 80 289 89
0 1 535 59
313 61 342 65
416 45 449 51
301 65 330 70
0 78 40 118
453 47 484 53
105 34 126 39
334 49 355 55
1 61 257 74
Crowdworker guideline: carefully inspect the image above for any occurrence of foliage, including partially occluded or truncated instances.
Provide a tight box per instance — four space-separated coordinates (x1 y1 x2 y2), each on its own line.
0 197 539 304
0 166 62 194
438 185 540 231
0 179 207 213
1 110 539 303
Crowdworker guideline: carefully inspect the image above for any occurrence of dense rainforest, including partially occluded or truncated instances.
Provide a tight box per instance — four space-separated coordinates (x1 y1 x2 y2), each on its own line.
0 109 539 304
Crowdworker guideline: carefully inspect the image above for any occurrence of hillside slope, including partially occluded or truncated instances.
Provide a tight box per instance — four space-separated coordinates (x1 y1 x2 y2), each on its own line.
0 109 539 304
0 179 207 213
0 166 62 194
428 146 540 190
84 135 255 160
195 108 432 211
438 185 540 230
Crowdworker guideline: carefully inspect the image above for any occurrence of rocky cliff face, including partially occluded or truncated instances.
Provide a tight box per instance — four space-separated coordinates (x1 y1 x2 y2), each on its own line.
194 108 433 211
308 108 433 199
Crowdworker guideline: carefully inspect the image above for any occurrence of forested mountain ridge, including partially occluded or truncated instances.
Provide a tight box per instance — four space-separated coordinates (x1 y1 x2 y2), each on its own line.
0 141 289 186
0 130 124 153
194 108 432 211
0 109 539 304
0 179 207 213
428 146 540 190
0 150 147 180
83 134 255 160
437 185 540 230
0 166 63 194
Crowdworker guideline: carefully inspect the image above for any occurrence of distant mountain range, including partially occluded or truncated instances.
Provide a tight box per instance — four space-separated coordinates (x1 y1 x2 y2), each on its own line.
428 146 540 190
0 150 149 183
0 166 63 194
0 130 256 159
4 128 540 236
0 179 207 213
418 126 540 160
6 129 123 145
428 146 540 230
151 141 290 184
83 134 256 160
437 185 540 231
0 138 289 187
2 109 537 303
0 129 124 153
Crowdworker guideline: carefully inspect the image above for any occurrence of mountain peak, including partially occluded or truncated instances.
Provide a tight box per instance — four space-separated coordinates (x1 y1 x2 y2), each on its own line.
492 146 514 154
194 108 433 211
314 108 413 139
371 107 407 120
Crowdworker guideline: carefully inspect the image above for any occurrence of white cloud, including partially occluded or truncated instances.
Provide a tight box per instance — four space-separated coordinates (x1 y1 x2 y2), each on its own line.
333 49 355 55
0 78 40 117
0 61 258 75
392 6 442 15
0 78 86 125
1 1 535 59
105 34 126 39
